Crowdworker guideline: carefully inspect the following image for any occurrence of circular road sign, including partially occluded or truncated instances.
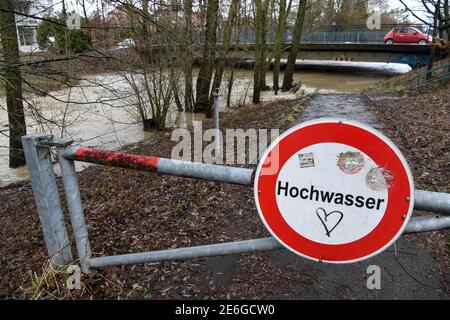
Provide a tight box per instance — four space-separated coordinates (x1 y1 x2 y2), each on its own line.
254 118 414 264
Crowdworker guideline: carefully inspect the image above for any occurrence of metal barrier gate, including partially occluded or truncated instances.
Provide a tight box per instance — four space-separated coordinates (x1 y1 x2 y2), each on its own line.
21 134 450 274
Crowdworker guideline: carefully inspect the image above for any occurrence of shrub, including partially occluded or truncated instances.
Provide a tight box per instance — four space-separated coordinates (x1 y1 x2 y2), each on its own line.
37 14 91 53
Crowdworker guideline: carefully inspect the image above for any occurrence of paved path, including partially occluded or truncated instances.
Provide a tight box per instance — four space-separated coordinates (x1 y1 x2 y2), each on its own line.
297 93 382 129
205 93 446 299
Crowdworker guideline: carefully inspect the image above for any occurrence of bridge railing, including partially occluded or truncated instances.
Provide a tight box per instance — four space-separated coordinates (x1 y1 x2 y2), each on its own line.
146 24 434 46
301 31 387 44
219 24 433 45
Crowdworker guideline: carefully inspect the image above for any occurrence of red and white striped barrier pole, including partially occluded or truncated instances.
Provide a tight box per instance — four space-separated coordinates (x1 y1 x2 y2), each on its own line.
63 146 254 186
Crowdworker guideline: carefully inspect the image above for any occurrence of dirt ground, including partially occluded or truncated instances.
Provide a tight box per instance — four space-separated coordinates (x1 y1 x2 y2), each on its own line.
0 76 448 299
366 86 450 296
0 98 307 299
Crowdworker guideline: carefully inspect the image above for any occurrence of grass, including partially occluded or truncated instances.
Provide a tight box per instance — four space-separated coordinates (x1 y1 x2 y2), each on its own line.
21 260 86 300
286 104 306 122
366 57 450 96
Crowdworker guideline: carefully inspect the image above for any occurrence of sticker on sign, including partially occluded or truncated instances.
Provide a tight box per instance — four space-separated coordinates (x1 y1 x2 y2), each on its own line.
254 118 414 264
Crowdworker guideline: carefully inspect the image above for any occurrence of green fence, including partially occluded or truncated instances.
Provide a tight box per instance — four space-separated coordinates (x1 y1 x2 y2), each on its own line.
409 62 450 93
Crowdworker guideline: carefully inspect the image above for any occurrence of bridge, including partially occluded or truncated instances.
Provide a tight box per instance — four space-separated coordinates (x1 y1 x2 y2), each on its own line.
146 24 448 68
225 43 446 68
218 24 448 68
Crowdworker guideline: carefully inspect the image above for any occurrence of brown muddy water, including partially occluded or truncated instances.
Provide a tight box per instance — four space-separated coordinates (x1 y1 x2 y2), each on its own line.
0 66 402 186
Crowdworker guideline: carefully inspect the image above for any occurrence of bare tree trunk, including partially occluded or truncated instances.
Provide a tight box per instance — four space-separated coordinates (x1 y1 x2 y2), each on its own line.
172 87 184 112
195 0 219 116
62 0 67 18
325 0 335 24
169 65 184 112
281 0 307 92
227 69 235 108
444 0 449 41
273 0 292 94
142 0 149 34
253 0 266 104
210 0 239 104
259 0 271 90
60 0 68 54
259 0 270 91
80 0 92 41
427 0 440 78
183 0 194 111
100 0 105 24
0 0 27 167
126 1 136 36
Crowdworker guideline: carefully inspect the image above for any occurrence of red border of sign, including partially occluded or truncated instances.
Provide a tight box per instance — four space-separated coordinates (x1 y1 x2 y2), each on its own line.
254 119 414 263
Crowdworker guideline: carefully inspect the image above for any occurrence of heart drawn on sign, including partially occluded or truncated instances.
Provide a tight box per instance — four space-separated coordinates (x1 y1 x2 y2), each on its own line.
315 207 344 237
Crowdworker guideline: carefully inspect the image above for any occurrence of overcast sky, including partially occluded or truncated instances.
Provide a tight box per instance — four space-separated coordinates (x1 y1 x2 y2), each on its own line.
391 0 432 22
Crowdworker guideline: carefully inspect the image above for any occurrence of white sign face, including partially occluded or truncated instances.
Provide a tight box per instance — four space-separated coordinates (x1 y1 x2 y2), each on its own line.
67 13 81 30
276 142 388 245
254 118 414 264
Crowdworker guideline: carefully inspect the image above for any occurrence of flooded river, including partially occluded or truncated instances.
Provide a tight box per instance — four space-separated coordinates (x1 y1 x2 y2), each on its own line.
0 63 407 186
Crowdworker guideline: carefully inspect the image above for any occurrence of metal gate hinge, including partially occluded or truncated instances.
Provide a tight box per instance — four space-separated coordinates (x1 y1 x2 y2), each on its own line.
37 137 74 148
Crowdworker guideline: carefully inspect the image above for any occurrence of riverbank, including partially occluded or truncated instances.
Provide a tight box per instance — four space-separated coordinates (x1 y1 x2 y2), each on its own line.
366 57 450 95
0 97 308 299
0 51 118 98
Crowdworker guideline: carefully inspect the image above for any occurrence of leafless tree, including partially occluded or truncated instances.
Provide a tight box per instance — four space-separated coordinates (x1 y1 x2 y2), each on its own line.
399 0 450 41
282 0 307 92
195 0 219 116
0 0 27 167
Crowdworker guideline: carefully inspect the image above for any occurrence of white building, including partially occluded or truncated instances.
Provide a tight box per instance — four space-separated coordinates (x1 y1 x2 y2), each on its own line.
15 0 53 52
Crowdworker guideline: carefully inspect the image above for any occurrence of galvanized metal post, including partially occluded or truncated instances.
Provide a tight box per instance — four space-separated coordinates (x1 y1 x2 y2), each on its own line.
87 213 450 269
88 237 282 268
212 88 221 158
56 143 94 274
21 134 73 266
414 190 450 215
404 215 450 233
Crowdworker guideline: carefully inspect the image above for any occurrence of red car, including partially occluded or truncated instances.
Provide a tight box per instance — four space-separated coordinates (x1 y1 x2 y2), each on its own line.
384 27 432 45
